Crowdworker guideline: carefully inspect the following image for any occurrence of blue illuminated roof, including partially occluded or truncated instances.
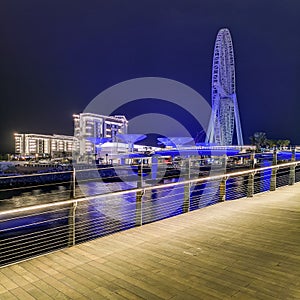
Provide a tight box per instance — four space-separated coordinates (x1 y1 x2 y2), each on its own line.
86 137 111 145
116 134 147 144
157 137 194 147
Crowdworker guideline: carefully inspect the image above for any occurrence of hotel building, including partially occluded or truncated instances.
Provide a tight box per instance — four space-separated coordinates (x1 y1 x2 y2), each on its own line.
14 133 75 157
73 113 128 157
14 113 128 160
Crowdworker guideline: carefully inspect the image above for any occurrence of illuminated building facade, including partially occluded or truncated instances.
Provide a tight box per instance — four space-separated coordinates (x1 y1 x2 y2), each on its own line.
14 113 128 159
14 133 75 157
73 113 128 157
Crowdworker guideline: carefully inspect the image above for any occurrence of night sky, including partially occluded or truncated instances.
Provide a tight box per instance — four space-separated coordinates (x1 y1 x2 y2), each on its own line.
0 0 299 153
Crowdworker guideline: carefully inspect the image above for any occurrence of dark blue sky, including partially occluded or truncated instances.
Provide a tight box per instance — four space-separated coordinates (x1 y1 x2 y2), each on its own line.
0 0 299 152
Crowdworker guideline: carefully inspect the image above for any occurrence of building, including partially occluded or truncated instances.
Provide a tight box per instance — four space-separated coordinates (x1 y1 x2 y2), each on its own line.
73 113 128 158
14 113 128 161
14 133 75 157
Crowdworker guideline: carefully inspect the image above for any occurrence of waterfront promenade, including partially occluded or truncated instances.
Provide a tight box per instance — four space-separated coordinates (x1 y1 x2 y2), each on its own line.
0 184 299 299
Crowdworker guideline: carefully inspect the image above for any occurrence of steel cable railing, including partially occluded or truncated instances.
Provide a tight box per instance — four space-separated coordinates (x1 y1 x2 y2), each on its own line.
226 176 248 200
1 159 300 267
190 180 221 209
253 169 272 194
142 185 186 224
276 167 290 188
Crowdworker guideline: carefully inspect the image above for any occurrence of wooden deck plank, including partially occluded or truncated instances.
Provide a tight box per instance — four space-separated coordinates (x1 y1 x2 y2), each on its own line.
9 287 36 300
0 291 18 300
0 267 30 287
31 280 70 300
22 284 54 300
41 275 84 299
93 286 128 300
0 269 18 291
0 184 299 299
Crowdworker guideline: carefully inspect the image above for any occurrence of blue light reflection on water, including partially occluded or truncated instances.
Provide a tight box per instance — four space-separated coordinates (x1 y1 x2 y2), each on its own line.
190 181 220 209
260 160 272 192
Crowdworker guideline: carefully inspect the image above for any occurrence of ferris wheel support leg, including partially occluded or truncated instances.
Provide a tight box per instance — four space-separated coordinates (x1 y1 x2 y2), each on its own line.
205 114 214 144
233 94 244 146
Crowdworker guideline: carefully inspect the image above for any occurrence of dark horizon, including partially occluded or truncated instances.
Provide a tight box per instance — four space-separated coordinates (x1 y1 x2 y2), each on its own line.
0 1 299 153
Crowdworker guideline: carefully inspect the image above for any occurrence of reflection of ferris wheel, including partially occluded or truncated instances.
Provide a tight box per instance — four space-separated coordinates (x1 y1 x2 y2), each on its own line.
206 28 243 145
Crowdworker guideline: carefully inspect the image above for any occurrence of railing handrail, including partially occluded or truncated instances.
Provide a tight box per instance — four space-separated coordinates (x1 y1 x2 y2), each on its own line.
1 160 299 217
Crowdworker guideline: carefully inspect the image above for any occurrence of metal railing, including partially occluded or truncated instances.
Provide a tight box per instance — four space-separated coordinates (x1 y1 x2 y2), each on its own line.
1 158 300 267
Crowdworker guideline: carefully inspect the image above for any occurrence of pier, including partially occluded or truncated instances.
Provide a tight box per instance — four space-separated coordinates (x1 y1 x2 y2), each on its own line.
1 5 298 298
0 183 299 299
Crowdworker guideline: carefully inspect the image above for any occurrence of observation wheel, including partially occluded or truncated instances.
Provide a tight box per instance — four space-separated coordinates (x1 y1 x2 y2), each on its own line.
206 28 243 146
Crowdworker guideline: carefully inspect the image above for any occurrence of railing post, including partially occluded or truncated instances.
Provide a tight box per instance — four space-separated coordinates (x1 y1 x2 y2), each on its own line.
289 165 296 186
270 168 277 191
272 148 278 165
219 177 227 202
183 158 191 213
250 150 255 169
68 200 77 247
270 149 277 191
136 161 143 226
289 148 296 185
247 171 255 197
136 189 143 226
291 146 296 162
70 168 76 199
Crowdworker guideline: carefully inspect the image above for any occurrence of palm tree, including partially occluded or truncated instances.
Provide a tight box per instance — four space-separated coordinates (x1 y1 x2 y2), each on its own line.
283 140 291 148
277 139 290 149
249 132 267 152
266 139 277 149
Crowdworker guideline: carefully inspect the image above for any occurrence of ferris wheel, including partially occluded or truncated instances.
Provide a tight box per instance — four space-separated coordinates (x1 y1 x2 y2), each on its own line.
206 28 243 146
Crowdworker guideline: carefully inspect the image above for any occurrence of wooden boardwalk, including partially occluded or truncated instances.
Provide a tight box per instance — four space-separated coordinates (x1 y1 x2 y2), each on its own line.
0 184 299 299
